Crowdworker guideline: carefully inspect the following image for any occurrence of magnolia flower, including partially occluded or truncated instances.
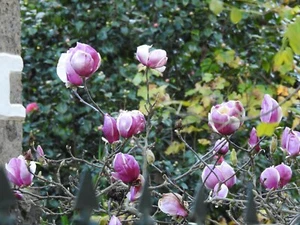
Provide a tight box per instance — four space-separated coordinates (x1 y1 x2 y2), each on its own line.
56 42 101 86
108 215 122 225
111 153 140 183
116 110 146 138
260 167 280 190
127 174 144 202
275 163 292 188
102 114 119 143
248 127 260 152
213 138 229 155
260 94 282 123
158 193 188 217
208 100 245 135
281 127 300 157
26 102 39 114
136 45 168 72
5 155 36 187
202 161 236 189
212 183 229 198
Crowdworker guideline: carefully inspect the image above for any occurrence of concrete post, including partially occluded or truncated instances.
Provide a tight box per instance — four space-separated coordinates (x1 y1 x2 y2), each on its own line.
0 0 25 165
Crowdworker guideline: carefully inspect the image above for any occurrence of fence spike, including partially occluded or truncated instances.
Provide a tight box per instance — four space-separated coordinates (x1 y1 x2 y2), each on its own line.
73 169 98 225
135 173 154 225
245 183 259 225
0 167 16 224
74 169 98 210
191 182 207 225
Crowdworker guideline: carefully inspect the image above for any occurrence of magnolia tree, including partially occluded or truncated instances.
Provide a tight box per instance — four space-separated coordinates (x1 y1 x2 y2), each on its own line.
6 42 300 224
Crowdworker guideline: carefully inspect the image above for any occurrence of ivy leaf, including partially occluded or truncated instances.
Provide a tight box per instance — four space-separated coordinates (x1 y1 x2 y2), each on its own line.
209 0 223 15
256 123 279 137
230 7 243 24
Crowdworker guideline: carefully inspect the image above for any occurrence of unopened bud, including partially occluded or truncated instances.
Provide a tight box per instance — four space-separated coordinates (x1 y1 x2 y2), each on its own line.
230 148 237 167
270 135 277 154
146 149 155 164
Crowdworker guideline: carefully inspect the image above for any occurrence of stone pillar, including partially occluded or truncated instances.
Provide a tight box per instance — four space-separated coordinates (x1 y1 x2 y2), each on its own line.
0 0 25 165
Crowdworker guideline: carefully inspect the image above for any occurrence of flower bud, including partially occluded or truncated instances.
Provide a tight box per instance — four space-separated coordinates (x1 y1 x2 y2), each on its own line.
146 149 155 164
212 183 229 198
213 138 229 155
112 153 140 183
14 190 23 200
260 167 280 190
108 215 122 225
158 193 188 217
57 42 101 86
102 114 119 144
260 94 282 123
136 45 168 72
117 110 146 138
281 127 300 157
208 100 245 135
248 127 260 152
275 163 292 188
36 145 45 161
5 155 36 187
26 102 39 114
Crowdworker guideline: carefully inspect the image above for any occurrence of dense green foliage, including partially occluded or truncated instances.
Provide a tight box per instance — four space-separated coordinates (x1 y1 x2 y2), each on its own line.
21 0 299 224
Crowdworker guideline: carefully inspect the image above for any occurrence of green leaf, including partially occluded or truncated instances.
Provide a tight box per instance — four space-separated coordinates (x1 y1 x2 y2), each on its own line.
256 123 279 137
230 7 243 24
155 0 163 8
202 73 214 82
182 0 189 6
286 17 300 54
209 0 223 15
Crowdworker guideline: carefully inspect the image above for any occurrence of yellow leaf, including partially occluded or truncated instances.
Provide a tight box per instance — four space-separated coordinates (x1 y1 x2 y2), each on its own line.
165 141 185 155
198 138 211 146
277 85 289 96
286 17 300 54
256 123 279 137
181 125 202 134
230 7 243 24
209 0 223 15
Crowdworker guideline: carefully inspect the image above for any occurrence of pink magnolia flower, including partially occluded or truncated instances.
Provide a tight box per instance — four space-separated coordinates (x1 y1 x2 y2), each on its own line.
26 102 39 114
102 114 119 144
56 42 101 86
218 161 236 188
260 94 282 123
5 155 36 187
127 174 144 202
202 161 236 189
116 110 146 138
108 215 122 225
112 153 140 183
158 193 188 217
213 138 229 155
136 45 168 72
208 100 245 135
248 127 260 152
260 167 280 190
36 145 44 159
275 163 292 188
281 127 300 157
212 183 229 198
202 165 224 190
